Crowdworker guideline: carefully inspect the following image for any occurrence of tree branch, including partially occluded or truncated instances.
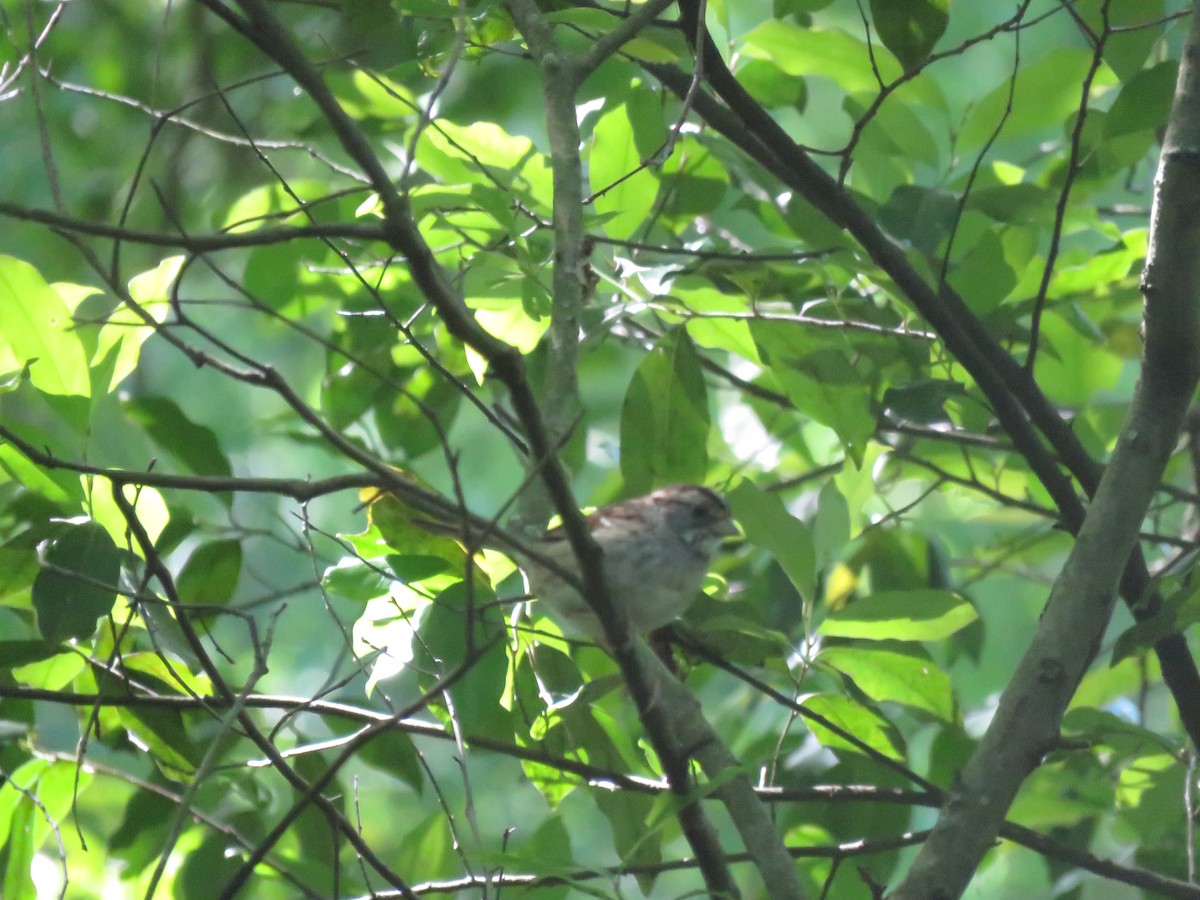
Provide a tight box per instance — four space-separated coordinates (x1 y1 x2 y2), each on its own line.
893 4 1200 893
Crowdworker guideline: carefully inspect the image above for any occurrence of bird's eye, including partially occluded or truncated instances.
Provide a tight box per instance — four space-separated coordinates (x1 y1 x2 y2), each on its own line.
693 500 723 523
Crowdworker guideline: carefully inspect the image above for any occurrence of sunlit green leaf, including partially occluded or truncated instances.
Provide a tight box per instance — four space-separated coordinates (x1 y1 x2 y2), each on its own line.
728 480 816 600
0 256 89 397
820 590 978 641
86 476 169 550
620 327 710 494
740 23 901 89
819 644 955 720
801 692 905 759
751 321 876 464
590 90 666 241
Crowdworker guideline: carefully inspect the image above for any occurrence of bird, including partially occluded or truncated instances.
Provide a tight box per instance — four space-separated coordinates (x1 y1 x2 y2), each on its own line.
419 484 738 642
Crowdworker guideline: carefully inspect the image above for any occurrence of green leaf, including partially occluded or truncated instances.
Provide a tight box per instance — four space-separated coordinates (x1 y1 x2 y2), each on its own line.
86 477 169 552
0 759 51 850
1111 581 1200 664
736 57 807 109
877 185 959 257
622 35 684 64
820 590 978 641
740 23 902 90
179 834 246 900
819 644 955 720
801 693 905 759
108 787 174 876
960 49 1117 149
868 0 948 71
1105 61 1177 138
88 256 181 392
590 90 666 241
847 89 940 167
751 321 876 464
114 704 199 778
0 441 83 504
727 480 816 600
396 814 457 883
1032 311 1122 407
418 582 509 739
424 119 535 176
0 256 89 397
0 640 57 667
542 7 618 29
356 727 425 794
345 69 416 120
619 327 710 494
1085 0 1166 80
0 547 39 606
365 491 470 565
0 758 88 888
243 242 305 312
176 539 242 611
11 652 86 690
223 182 326 232
595 789 661 883
2 786 36 900
322 559 392 603
122 396 234 480
31 521 121 643
812 480 850 570
466 305 550 381
947 229 1018 315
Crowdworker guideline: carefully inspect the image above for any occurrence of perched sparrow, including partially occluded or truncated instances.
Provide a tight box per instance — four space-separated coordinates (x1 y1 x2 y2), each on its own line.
421 484 738 642
518 484 738 641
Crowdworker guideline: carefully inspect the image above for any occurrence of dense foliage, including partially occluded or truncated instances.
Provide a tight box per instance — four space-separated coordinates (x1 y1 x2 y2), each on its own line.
1 0 1199 897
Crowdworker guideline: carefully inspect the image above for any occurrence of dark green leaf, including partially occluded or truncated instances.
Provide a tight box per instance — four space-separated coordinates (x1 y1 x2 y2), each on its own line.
0 547 39 605
179 834 246 900
881 378 963 424
322 559 391 602
418 582 509 739
0 640 57 667
122 395 233 481
877 185 958 257
1105 62 1177 137
31 522 121 643
595 789 662 885
868 0 948 70
737 58 807 109
356 727 425 794
109 787 174 876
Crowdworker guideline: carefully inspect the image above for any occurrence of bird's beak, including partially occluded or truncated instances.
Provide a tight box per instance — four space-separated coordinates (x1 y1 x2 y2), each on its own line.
718 519 741 539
